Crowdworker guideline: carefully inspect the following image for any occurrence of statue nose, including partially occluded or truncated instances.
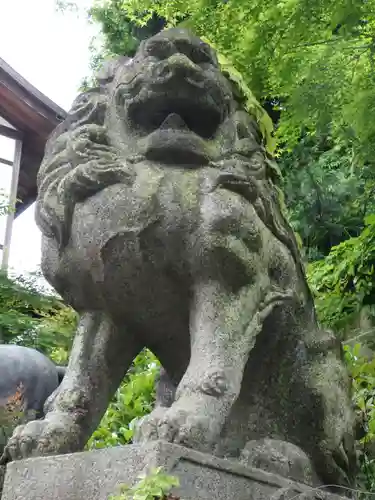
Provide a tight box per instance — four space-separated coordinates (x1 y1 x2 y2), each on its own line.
158 53 201 79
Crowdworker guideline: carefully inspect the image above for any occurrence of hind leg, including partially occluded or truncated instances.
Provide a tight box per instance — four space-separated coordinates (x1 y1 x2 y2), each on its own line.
239 327 356 492
2 311 140 462
301 336 357 491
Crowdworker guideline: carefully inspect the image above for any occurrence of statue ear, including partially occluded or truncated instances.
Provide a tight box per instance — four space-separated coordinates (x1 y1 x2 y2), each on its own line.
96 56 132 86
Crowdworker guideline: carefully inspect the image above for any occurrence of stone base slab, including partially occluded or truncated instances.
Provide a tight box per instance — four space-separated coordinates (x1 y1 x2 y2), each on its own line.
1 441 349 499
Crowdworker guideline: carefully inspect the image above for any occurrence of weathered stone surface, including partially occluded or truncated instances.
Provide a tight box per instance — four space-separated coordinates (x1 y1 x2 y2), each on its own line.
1 442 349 500
1 27 356 495
240 439 321 487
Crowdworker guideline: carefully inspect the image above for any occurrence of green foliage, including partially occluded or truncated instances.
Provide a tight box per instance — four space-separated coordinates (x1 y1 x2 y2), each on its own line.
307 214 375 334
201 40 276 154
280 135 375 260
89 2 165 58
0 271 77 358
344 344 375 495
109 467 179 500
87 349 159 449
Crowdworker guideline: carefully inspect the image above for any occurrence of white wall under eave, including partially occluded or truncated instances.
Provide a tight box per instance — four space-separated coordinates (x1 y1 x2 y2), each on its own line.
0 115 16 129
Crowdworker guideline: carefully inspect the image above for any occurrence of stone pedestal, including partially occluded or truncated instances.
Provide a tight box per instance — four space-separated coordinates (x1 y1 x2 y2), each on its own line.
0 442 349 500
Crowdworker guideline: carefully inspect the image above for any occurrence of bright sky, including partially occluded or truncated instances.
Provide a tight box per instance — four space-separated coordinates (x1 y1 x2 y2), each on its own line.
0 0 98 277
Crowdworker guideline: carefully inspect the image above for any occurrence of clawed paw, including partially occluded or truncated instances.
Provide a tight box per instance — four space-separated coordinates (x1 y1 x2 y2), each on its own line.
134 397 222 452
0 415 79 463
133 406 169 443
158 408 216 450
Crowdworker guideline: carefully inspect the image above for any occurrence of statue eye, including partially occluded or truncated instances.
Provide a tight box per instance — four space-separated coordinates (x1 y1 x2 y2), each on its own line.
174 40 213 64
144 39 174 59
190 47 214 65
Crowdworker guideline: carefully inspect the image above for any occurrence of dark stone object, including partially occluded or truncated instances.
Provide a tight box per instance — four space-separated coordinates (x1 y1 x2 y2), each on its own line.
0 442 349 500
2 28 356 496
0 345 65 455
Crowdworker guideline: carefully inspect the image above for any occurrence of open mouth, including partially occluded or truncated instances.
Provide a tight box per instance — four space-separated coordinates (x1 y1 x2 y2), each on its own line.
127 94 224 139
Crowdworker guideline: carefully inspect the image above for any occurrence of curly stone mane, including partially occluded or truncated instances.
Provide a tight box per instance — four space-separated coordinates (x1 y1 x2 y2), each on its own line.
35 84 135 248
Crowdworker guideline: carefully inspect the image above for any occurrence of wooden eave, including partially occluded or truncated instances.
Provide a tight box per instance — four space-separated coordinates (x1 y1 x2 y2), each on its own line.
0 57 67 216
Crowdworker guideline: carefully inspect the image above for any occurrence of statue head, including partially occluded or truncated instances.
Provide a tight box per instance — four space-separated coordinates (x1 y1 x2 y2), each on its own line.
106 28 256 165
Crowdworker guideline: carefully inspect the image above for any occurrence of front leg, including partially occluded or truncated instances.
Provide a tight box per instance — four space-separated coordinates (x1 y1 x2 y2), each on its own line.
134 367 176 443
155 275 291 451
1 311 140 462
157 188 296 452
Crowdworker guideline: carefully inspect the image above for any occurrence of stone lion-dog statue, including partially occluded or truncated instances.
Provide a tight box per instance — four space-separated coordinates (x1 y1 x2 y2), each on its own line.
2 28 356 494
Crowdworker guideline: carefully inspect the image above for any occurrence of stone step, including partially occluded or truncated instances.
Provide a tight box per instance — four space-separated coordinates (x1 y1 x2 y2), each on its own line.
1 442 349 500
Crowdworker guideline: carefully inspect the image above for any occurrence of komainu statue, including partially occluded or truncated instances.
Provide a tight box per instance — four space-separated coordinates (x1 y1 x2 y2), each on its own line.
2 28 357 494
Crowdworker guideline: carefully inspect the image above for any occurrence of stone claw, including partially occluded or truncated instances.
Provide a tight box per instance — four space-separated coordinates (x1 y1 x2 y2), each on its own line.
133 406 168 443
1 415 80 462
134 395 222 453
